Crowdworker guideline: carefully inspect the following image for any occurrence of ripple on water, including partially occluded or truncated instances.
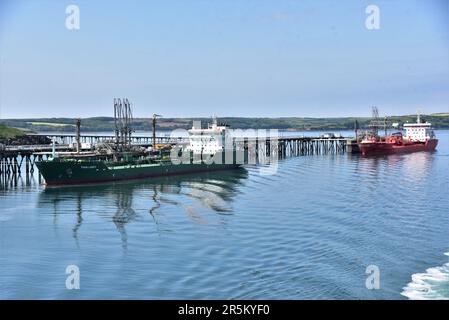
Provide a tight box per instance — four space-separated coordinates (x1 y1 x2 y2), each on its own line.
1 132 449 299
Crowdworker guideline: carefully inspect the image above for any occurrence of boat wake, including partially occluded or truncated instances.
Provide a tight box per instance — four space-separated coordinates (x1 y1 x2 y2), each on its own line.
401 253 449 300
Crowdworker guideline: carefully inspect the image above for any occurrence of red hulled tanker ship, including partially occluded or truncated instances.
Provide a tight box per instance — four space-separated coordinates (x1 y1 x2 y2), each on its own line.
358 114 438 156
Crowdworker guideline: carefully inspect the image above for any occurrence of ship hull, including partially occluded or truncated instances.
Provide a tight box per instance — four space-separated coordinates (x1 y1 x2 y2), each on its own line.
358 139 438 156
36 160 242 186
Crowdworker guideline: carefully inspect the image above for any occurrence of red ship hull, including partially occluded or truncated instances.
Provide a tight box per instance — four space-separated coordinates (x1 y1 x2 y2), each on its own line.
358 139 438 156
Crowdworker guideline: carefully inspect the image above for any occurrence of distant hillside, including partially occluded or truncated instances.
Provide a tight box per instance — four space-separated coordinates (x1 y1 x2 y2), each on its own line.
0 125 28 139
431 113 449 116
0 125 51 145
1 114 449 132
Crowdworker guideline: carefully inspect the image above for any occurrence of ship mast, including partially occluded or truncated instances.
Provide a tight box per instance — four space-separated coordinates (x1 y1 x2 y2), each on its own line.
75 118 81 153
152 114 162 151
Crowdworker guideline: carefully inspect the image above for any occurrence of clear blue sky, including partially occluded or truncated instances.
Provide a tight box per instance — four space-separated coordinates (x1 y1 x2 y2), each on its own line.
0 0 448 118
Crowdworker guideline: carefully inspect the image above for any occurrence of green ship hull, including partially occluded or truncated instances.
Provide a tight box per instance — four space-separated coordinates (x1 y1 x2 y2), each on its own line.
36 159 242 186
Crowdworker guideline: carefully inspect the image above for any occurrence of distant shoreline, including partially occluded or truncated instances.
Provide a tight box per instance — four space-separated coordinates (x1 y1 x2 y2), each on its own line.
1 114 449 132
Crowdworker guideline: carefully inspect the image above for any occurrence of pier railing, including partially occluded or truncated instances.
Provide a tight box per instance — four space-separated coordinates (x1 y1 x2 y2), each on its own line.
26 133 189 145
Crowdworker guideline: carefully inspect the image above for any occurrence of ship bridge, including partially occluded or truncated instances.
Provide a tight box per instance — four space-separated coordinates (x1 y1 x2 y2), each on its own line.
403 114 435 142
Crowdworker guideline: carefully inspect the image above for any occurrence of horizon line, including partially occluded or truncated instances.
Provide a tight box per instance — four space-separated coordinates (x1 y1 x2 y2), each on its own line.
2 112 447 120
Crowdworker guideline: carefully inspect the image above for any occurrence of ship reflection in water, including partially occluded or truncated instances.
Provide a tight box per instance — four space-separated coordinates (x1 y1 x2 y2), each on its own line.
351 149 435 183
37 168 248 249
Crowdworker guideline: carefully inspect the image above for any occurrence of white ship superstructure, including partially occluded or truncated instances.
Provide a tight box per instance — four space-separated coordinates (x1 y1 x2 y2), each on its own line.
187 117 229 155
403 114 436 142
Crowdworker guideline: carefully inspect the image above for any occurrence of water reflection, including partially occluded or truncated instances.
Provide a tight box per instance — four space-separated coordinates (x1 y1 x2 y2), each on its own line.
350 151 436 178
0 172 42 191
400 151 435 182
38 169 248 248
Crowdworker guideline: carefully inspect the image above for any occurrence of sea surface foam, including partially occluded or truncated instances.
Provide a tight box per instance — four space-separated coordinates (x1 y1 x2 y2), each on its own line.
402 253 449 300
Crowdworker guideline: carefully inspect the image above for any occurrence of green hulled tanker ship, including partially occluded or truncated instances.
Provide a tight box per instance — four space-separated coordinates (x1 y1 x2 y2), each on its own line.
36 157 241 186
36 110 244 186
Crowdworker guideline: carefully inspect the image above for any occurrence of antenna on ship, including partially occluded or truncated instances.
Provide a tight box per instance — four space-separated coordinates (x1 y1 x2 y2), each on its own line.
417 109 421 124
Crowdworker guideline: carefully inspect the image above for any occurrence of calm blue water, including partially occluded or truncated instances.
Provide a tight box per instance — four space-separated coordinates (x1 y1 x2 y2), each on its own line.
1 131 448 299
